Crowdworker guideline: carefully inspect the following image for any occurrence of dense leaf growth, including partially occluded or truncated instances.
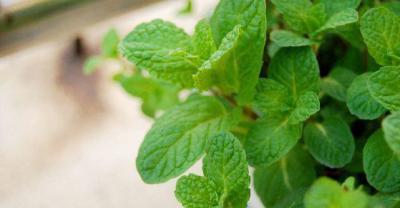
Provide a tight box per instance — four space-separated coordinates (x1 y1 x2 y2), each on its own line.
85 0 400 207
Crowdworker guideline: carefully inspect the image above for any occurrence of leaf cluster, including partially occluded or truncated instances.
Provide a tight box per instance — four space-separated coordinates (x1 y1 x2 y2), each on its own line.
85 0 400 207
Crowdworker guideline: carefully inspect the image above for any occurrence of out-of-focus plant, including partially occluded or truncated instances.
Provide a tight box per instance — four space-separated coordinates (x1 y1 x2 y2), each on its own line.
85 0 400 207
84 28 180 118
178 0 193 15
84 29 119 75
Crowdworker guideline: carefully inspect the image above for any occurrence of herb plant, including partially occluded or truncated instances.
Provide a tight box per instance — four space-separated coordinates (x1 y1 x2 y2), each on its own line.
86 0 400 207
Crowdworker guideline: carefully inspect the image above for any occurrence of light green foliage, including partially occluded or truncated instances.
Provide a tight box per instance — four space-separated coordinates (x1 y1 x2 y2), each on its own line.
193 26 242 93
203 132 250 208
210 0 267 104
347 73 386 120
315 9 359 34
86 0 400 207
101 28 120 58
268 42 281 58
368 66 400 112
304 177 369 208
136 95 239 183
254 79 292 116
247 47 320 167
270 30 314 47
269 47 320 99
175 174 220 208
178 0 193 15
304 117 355 168
254 146 316 207
83 28 120 75
245 115 302 166
272 0 359 39
341 177 356 190
271 0 326 34
319 0 361 16
175 132 250 208
114 73 180 117
360 7 400 66
83 56 104 75
288 91 320 124
190 19 216 60
120 19 201 87
321 67 357 102
363 130 400 192
383 112 400 156
254 79 320 123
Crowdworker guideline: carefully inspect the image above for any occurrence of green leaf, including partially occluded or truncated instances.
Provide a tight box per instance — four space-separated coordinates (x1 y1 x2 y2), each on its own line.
254 79 319 124
245 115 302 166
288 91 320 124
210 0 267 104
120 19 201 87
101 28 120 58
193 25 242 93
368 66 400 112
321 101 357 124
334 23 365 50
83 56 104 75
269 47 320 100
341 177 356 190
360 7 400 66
254 79 293 116
347 73 386 120
272 188 307 208
270 30 314 47
254 146 316 207
271 0 327 34
384 2 400 16
178 0 193 15
321 67 357 102
304 177 369 208
175 174 220 208
203 132 250 208
363 130 400 192
175 132 250 208
304 117 355 168
383 112 400 156
371 192 400 208
268 42 282 58
315 8 359 35
319 0 361 16
190 19 217 60
136 95 238 183
141 102 157 118
115 74 180 117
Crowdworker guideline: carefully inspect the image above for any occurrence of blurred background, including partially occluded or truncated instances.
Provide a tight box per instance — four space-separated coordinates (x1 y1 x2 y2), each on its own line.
0 0 263 207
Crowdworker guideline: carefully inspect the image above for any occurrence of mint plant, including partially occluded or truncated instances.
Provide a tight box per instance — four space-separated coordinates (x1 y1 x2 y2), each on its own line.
85 0 400 207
